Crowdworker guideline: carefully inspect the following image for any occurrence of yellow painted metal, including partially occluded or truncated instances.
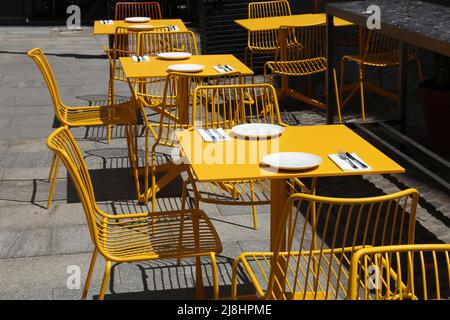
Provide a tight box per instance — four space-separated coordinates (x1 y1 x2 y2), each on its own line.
186 83 288 229
235 13 352 32
129 72 243 210
139 30 198 56
348 244 450 300
119 54 254 79
244 0 292 69
264 24 328 109
134 30 199 107
47 127 222 300
93 19 188 35
27 48 137 208
114 1 162 20
231 189 419 300
340 30 424 121
176 124 405 182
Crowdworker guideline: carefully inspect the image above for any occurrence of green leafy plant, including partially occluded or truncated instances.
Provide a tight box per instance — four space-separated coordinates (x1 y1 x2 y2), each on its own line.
431 53 450 90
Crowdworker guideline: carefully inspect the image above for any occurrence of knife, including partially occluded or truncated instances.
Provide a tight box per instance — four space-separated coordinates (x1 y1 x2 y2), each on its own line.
346 152 368 168
205 129 216 141
213 128 226 140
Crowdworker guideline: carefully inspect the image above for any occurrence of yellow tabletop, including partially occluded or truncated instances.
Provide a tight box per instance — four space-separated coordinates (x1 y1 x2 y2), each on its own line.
235 13 353 31
120 54 254 79
177 124 404 182
93 19 188 35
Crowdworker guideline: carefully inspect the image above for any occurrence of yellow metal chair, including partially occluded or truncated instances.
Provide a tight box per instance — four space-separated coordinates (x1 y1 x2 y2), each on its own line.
129 72 242 211
115 1 162 20
105 26 143 106
245 0 292 69
184 83 288 229
340 30 423 121
348 244 450 300
231 189 419 300
27 48 137 209
47 127 222 300
264 24 328 110
136 30 199 107
139 30 198 56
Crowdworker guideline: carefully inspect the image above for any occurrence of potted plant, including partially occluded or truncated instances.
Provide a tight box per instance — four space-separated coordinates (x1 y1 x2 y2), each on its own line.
419 53 450 153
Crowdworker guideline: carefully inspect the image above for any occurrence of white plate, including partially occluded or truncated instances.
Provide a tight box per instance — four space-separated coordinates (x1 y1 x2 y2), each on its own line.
231 123 285 139
157 52 192 60
126 24 155 30
261 152 323 171
125 17 151 23
168 64 204 73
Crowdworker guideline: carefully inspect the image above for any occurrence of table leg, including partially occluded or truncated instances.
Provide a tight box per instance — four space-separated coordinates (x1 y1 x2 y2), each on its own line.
399 41 408 133
270 178 288 299
326 13 336 124
270 179 288 251
178 77 190 125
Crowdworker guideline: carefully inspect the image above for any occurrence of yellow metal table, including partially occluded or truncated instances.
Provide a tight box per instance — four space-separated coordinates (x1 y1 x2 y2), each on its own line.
235 13 352 31
176 124 405 250
120 54 253 123
235 13 354 109
93 19 188 35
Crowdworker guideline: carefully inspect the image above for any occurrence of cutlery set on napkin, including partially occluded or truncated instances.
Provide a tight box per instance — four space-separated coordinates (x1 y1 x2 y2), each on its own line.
131 55 150 62
100 20 114 24
213 64 235 73
198 128 230 142
328 151 371 171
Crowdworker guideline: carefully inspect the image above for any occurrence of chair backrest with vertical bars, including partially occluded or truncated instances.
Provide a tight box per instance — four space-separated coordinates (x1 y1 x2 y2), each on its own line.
46 127 100 246
248 0 292 50
275 24 327 63
133 72 243 148
364 30 400 63
115 1 162 20
264 189 419 300
348 244 450 300
139 30 198 57
192 83 284 130
28 48 66 125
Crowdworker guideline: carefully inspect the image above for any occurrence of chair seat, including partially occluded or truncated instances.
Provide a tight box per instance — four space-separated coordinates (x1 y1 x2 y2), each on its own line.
98 209 222 262
343 51 417 67
265 57 327 76
63 101 137 127
247 45 279 54
235 247 359 300
194 179 272 205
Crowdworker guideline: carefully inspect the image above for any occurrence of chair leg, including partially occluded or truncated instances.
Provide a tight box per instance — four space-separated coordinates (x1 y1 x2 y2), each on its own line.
107 125 112 144
249 181 258 230
230 258 240 300
359 65 366 122
210 252 220 300
98 260 112 300
48 153 57 182
81 248 98 300
333 68 343 124
47 156 61 209
339 59 346 107
416 58 424 82
195 256 205 299
181 179 189 210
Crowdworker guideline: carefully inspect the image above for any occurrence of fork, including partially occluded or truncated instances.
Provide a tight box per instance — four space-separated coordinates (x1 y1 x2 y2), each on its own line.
217 63 231 72
338 150 358 169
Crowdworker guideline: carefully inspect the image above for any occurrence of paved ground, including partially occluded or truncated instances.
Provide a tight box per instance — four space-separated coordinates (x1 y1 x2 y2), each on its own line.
0 26 448 300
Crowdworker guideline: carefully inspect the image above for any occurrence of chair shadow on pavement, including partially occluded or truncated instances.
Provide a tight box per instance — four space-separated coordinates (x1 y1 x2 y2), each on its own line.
88 256 255 300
